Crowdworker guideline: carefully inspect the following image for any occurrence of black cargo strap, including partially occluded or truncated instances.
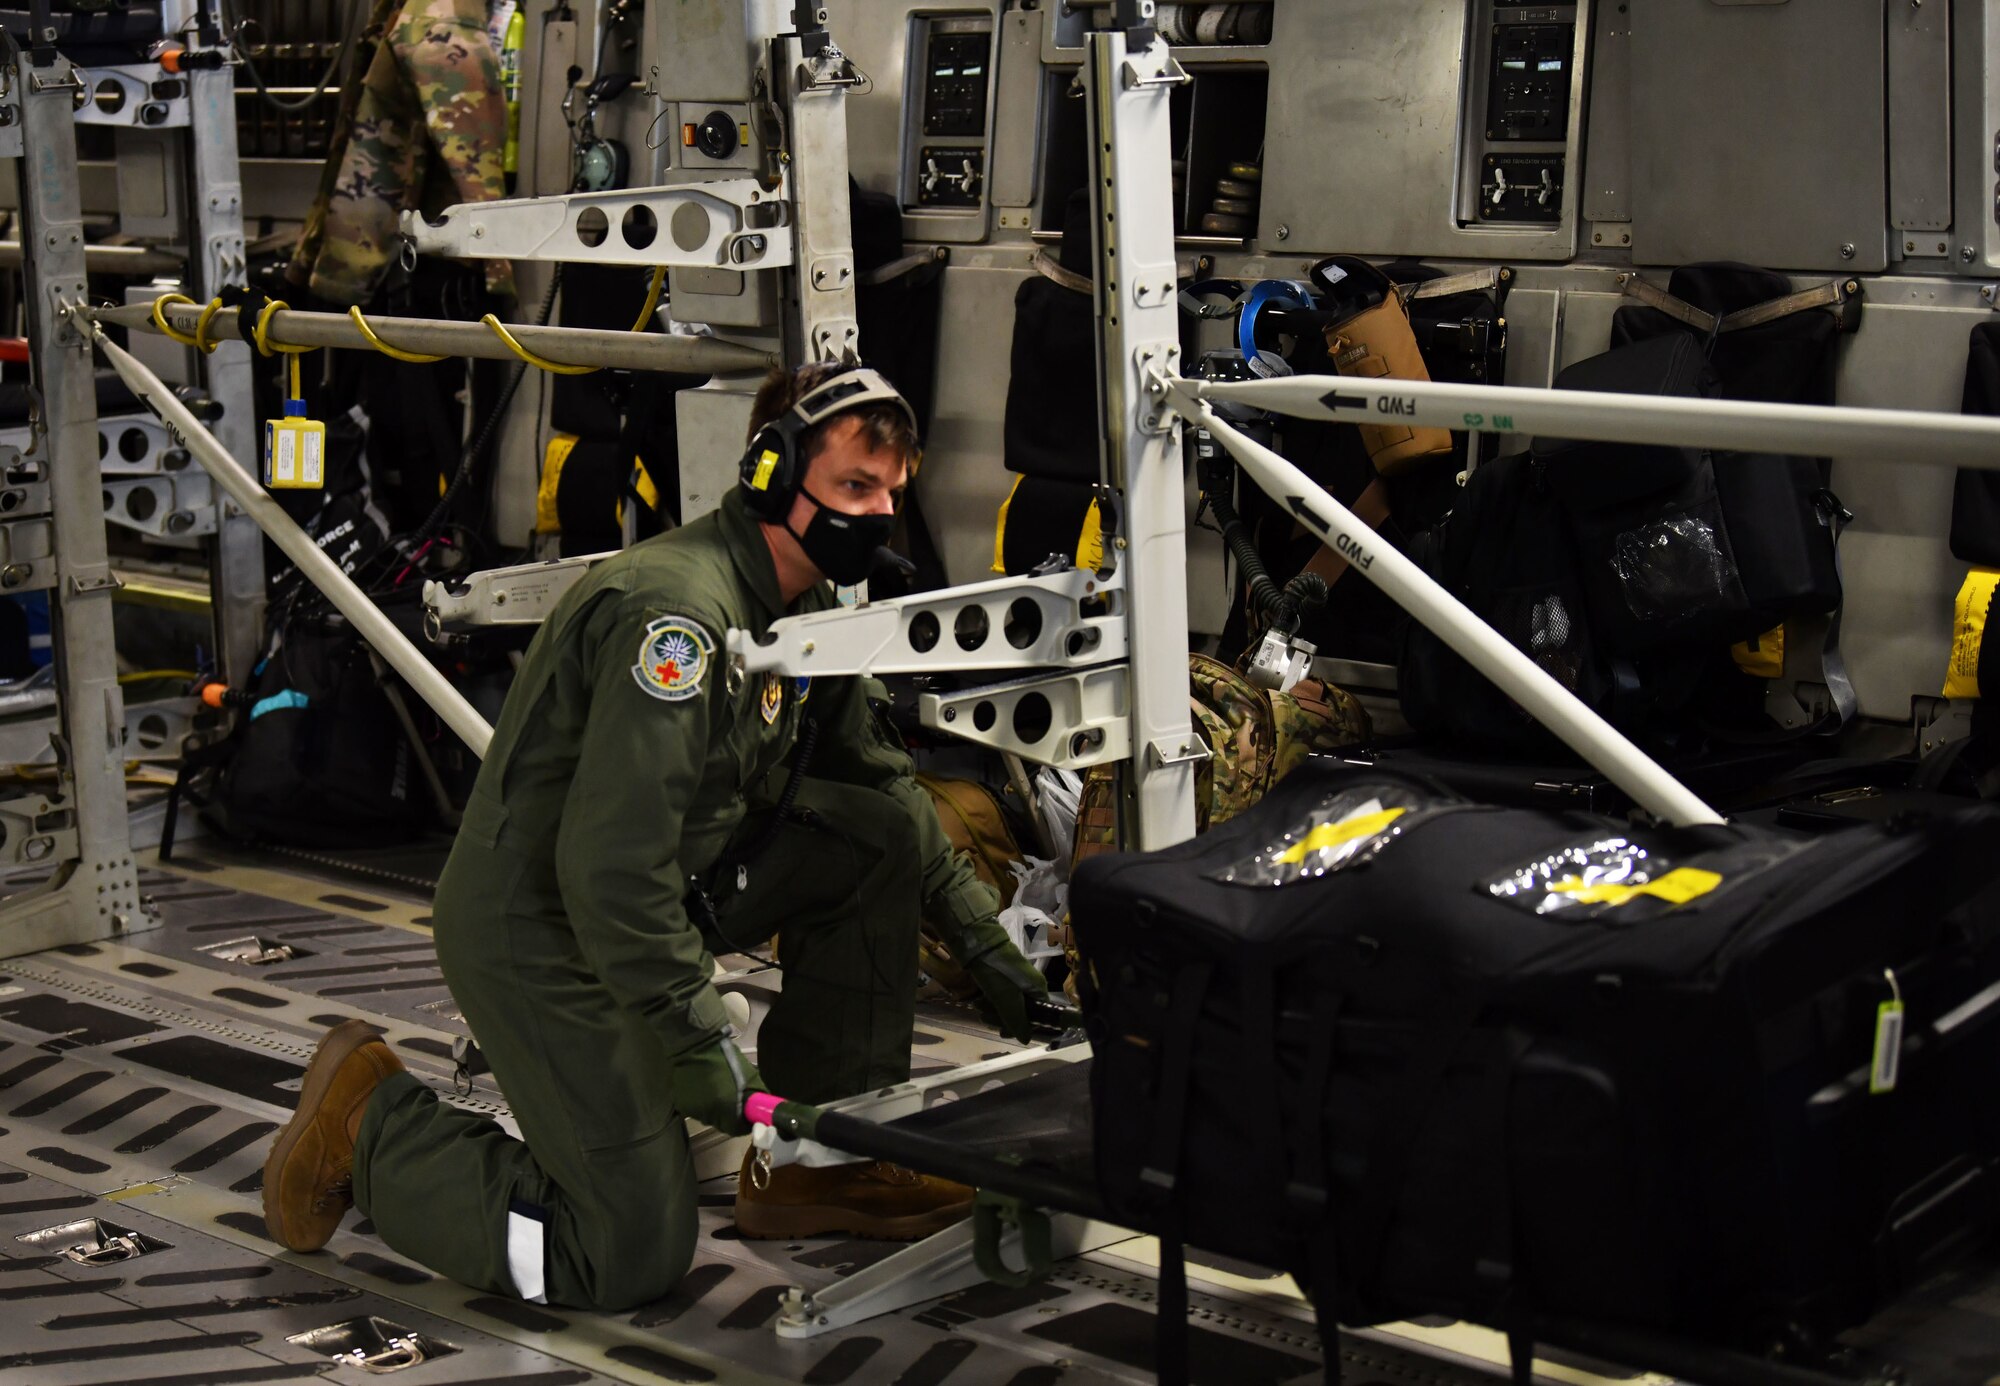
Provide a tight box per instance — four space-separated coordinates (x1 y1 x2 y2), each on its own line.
1341 994 1485 1322
858 247 949 290
1032 248 1094 296
1814 489 1860 728
1396 266 1511 306
1616 273 1860 337
1143 960 1214 1386
1292 993 1346 1386
1285 993 1342 1220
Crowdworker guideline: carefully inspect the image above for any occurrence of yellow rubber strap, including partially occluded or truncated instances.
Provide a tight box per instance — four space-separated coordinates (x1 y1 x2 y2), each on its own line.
150 293 204 349
347 306 448 364
631 265 666 333
191 298 227 354
480 313 598 375
254 298 313 357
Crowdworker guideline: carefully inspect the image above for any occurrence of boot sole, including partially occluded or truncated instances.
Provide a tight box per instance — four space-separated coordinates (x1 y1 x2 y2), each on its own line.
262 1018 382 1251
734 1196 975 1242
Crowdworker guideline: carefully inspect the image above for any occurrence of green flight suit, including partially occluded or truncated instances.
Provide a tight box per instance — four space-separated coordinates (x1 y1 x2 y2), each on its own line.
351 490 1002 1311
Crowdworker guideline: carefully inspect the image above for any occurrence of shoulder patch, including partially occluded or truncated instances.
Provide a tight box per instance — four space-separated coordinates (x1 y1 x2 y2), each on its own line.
632 616 715 702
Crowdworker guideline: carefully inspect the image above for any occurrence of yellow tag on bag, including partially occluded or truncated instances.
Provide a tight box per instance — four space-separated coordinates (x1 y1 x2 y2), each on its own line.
1870 970 1904 1096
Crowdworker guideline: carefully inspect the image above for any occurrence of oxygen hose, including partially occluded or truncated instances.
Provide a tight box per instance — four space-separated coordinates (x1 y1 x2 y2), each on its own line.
1206 482 1303 636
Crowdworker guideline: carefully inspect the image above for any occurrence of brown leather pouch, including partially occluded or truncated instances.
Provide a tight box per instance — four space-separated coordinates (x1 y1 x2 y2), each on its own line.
1324 291 1455 476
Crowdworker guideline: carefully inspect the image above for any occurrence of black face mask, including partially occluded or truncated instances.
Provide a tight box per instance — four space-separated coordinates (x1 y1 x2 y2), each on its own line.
786 484 900 586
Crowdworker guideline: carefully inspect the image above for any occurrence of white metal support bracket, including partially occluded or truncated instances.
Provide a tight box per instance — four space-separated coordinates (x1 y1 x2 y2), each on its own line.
919 664 1134 770
726 566 1125 682
775 1214 1130 1339
402 177 797 270
421 552 611 637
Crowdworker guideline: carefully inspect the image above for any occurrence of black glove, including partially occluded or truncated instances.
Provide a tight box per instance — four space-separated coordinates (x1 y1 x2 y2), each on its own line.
964 939 1050 1044
669 1034 764 1136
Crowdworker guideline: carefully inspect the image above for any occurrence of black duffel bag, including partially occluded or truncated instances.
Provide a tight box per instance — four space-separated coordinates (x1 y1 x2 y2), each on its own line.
214 621 430 847
1073 761 2000 1358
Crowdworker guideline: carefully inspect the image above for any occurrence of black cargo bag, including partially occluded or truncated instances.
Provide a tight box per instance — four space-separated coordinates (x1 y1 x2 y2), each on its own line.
1398 450 1618 754
1072 761 2000 1352
215 623 429 847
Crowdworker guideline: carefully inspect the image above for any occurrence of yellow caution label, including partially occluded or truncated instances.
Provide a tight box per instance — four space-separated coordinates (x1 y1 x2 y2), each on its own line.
1732 623 1785 679
1547 866 1722 908
1271 808 1407 865
751 449 781 491
1944 568 1999 699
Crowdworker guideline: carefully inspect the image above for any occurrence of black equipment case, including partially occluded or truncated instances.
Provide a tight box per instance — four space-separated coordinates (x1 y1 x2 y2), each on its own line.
1072 762 2000 1353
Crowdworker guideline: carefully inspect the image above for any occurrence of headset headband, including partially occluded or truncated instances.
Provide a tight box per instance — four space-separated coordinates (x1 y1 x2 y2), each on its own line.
789 367 918 437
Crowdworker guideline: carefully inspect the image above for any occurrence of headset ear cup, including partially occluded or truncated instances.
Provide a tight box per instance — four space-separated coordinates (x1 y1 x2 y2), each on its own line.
739 423 796 520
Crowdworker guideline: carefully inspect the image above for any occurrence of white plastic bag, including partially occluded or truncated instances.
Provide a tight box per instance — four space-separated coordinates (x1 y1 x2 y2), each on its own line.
997 855 1066 962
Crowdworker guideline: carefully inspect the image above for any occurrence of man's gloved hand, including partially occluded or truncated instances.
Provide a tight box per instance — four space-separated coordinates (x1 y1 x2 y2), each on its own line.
670 1033 765 1136
964 938 1050 1044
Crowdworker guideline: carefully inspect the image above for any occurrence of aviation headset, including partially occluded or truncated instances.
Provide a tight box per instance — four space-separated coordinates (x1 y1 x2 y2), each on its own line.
737 366 920 521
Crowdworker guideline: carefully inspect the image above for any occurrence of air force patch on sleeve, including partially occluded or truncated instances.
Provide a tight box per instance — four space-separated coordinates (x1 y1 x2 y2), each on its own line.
633 616 715 702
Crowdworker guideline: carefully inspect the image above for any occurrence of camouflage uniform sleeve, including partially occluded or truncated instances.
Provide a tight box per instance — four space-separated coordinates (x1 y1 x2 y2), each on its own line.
307 0 515 305
308 26 421 306
552 593 732 1056
398 0 515 298
808 676 1003 949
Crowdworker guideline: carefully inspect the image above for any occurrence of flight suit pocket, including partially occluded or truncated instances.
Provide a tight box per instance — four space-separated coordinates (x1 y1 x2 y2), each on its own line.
459 787 509 849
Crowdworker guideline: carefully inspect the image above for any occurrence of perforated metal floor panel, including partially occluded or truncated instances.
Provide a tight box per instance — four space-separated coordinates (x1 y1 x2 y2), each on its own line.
0 851 1982 1386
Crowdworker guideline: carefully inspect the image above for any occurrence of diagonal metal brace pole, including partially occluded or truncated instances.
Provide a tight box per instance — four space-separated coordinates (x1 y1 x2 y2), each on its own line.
1157 371 1724 829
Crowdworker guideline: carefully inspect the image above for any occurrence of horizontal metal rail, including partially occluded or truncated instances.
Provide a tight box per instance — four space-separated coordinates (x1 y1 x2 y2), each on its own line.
90 301 781 375
0 241 183 275
1199 373 2000 470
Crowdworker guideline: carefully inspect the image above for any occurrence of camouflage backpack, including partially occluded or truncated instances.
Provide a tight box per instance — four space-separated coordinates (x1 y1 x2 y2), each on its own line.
1072 654 1371 863
916 774 1029 1001
1060 656 1370 996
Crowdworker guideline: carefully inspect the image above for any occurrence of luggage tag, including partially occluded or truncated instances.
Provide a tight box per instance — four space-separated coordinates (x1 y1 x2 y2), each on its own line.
263 354 326 491
1870 968 1904 1096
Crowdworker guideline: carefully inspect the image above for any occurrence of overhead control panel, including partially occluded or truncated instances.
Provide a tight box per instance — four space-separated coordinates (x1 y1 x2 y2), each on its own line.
1461 2 1579 228
1486 18 1573 142
902 14 995 220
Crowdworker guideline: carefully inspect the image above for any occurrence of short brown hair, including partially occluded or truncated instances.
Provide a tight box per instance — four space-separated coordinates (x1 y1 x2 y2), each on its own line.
746 363 921 472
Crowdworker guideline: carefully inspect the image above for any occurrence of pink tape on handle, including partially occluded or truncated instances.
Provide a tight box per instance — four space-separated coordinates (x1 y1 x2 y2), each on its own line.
744 1092 784 1127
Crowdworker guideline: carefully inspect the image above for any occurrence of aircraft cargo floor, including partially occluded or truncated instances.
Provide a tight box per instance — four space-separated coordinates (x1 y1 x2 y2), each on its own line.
0 850 1989 1386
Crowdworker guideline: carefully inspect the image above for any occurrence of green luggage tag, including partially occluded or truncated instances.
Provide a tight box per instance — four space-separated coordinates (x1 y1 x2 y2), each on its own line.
1870 968 1904 1096
263 353 325 491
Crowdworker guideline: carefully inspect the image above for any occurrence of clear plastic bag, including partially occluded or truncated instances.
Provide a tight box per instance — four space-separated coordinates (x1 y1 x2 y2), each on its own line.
1609 511 1740 622
1484 834 1798 921
1214 783 1449 887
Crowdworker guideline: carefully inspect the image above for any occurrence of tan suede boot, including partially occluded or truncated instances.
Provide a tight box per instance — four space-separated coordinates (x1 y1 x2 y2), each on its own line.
262 1020 406 1252
735 1147 974 1240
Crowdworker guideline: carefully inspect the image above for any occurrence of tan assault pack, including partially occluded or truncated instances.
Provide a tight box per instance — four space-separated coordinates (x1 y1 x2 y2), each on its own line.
916 774 1029 998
